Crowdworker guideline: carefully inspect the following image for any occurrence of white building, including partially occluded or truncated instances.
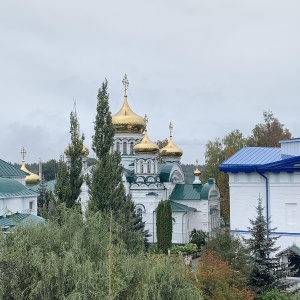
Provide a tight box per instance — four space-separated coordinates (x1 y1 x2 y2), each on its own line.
78 75 221 244
0 158 38 216
219 138 300 251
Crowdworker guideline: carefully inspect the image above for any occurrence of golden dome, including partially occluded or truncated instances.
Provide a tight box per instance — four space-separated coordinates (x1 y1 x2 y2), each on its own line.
112 96 146 134
160 123 183 157
20 161 40 185
194 160 201 176
64 145 90 157
134 131 159 155
134 115 159 155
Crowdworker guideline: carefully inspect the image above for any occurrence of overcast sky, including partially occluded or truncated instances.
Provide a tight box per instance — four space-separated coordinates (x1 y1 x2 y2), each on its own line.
1 1 300 165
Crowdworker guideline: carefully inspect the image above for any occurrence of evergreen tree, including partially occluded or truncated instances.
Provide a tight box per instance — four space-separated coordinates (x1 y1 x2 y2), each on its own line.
54 109 84 209
156 200 172 254
88 80 143 253
88 79 125 213
244 198 294 295
37 177 52 216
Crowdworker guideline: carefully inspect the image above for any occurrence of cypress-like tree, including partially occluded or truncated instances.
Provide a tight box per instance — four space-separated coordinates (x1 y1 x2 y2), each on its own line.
55 109 84 209
244 198 294 294
37 177 52 216
88 80 126 214
156 200 172 254
88 80 143 253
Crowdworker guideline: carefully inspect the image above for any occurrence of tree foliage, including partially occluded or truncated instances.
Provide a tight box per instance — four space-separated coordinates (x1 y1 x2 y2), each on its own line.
203 228 252 284
88 80 125 214
54 109 84 209
244 198 294 294
194 251 254 300
156 200 172 254
88 80 144 253
247 110 292 147
0 208 203 300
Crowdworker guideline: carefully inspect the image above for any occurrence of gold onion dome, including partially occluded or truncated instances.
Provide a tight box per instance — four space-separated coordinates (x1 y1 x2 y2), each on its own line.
64 145 90 157
133 115 159 155
160 122 183 157
194 160 201 176
112 74 146 134
20 147 39 185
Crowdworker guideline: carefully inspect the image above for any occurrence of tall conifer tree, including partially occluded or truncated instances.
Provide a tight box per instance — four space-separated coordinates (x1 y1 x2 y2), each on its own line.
156 200 172 254
88 79 125 213
244 198 294 294
55 108 84 209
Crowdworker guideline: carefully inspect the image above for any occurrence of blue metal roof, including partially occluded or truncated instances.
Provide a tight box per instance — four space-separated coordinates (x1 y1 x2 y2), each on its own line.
219 146 300 173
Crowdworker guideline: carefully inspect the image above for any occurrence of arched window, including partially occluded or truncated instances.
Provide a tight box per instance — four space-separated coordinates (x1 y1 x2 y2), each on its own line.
123 141 127 154
130 142 134 155
136 207 143 219
116 142 120 152
147 161 151 173
140 161 144 173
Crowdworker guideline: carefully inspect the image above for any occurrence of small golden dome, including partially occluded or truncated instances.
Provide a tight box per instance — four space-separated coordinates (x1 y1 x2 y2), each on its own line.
134 131 159 155
112 96 146 134
20 161 40 185
64 145 89 157
160 123 183 158
193 159 201 176
194 168 201 176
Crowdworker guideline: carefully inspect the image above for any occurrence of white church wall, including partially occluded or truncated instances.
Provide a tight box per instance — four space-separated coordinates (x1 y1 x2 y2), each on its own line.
0 195 37 215
229 171 300 251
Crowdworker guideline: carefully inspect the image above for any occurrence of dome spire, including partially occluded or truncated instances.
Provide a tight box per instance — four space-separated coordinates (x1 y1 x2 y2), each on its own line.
169 122 173 138
20 146 27 162
144 114 148 131
122 74 129 96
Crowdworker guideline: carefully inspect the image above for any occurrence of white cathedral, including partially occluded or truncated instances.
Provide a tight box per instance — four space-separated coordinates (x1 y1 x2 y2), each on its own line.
70 75 221 244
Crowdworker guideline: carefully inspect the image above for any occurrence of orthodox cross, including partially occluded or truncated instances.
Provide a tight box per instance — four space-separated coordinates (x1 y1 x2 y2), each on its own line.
144 114 148 130
20 147 27 161
122 74 129 96
196 159 199 168
169 122 173 137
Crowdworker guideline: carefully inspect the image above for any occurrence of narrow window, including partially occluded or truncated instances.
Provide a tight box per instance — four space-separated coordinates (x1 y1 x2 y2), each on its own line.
130 142 134 155
123 141 127 154
136 207 143 218
147 161 151 173
29 201 34 210
140 161 144 173
116 142 120 152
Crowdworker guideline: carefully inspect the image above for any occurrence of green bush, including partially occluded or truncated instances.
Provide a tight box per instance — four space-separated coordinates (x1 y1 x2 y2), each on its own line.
171 243 198 255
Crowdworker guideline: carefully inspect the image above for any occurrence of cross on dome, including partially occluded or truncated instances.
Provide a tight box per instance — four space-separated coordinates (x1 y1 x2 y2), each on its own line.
144 114 148 131
122 74 129 96
20 147 27 161
169 122 173 137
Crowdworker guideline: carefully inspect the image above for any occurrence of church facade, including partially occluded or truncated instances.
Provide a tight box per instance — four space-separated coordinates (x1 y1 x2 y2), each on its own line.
78 75 221 244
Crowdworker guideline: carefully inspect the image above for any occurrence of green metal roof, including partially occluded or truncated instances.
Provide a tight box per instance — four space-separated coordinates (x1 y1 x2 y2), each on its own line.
158 163 173 182
170 182 213 201
0 159 28 177
0 213 45 232
29 179 56 193
0 178 38 197
170 201 196 212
